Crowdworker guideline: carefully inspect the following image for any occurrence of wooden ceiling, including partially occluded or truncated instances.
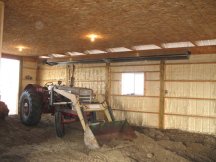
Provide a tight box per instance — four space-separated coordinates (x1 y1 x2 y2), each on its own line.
1 0 216 56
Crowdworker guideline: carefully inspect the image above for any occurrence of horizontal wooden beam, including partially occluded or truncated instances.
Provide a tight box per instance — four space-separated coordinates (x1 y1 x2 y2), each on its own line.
111 94 159 98
165 96 216 101
165 113 216 119
46 48 190 64
46 46 216 64
112 109 159 114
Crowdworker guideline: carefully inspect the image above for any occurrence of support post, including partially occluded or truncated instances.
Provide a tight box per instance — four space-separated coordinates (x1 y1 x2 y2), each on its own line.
105 63 111 105
0 2 4 100
159 60 165 129
0 1 3 58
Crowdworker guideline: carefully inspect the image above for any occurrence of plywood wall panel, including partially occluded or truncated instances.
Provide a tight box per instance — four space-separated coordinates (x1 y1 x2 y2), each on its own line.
21 59 38 90
76 63 106 68
37 64 67 86
165 98 216 117
145 81 160 96
165 115 216 134
111 96 159 112
166 64 216 80
110 65 160 72
165 82 216 99
111 81 121 95
22 69 37 81
74 64 106 96
113 111 159 127
111 61 160 66
146 72 160 80
75 67 106 81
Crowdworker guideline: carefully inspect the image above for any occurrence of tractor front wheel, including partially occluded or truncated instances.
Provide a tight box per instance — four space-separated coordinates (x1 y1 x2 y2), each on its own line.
19 90 42 126
55 111 65 137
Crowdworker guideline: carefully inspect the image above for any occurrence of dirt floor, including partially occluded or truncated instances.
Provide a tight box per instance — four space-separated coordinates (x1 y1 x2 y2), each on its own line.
0 115 216 162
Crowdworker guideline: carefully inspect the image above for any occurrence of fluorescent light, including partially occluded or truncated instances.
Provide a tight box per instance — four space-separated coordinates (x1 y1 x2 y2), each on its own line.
195 39 216 46
84 50 107 54
162 42 195 48
106 47 132 53
39 56 50 59
66 52 85 56
49 54 66 58
132 44 161 50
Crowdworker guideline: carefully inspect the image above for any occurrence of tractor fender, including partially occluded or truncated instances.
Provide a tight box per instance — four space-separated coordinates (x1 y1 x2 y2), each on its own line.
24 84 45 93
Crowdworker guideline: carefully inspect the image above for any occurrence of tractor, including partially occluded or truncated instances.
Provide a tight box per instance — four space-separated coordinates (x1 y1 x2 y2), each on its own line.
19 82 135 149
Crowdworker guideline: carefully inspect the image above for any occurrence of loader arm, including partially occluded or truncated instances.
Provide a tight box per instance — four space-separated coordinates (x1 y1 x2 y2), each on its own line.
53 86 136 149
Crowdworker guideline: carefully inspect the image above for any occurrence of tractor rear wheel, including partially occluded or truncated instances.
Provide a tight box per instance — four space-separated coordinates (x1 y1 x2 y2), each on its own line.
55 111 65 137
19 90 42 126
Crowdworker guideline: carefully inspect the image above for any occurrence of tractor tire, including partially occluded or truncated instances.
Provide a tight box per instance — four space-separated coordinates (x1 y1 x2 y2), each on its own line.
55 111 65 137
19 90 42 126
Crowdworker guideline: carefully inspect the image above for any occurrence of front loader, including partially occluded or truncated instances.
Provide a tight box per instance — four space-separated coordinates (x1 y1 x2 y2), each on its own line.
19 83 136 149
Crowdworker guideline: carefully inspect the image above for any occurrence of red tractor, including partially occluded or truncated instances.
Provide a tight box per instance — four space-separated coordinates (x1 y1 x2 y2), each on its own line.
19 83 136 149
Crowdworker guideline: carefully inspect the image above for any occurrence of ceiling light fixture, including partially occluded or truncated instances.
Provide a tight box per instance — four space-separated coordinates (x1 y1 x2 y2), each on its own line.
86 34 101 42
16 46 28 52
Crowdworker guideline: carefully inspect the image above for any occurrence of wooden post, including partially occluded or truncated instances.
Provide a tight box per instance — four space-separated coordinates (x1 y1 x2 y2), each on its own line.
0 2 4 100
105 63 111 105
0 1 3 57
159 60 165 129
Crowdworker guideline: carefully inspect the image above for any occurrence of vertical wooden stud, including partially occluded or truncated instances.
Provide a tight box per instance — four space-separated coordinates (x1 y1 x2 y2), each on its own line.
105 63 111 105
0 1 3 58
159 60 165 129
0 1 4 86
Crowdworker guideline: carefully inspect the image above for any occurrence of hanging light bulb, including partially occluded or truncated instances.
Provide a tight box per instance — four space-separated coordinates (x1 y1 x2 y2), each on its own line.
86 34 101 42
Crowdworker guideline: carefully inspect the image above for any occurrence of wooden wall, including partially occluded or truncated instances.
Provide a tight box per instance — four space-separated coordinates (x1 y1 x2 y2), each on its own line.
74 63 107 97
37 64 68 86
37 54 216 135
21 57 38 91
110 61 160 127
164 54 216 134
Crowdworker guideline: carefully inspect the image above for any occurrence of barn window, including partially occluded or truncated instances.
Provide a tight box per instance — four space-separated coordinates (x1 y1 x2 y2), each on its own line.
121 73 144 95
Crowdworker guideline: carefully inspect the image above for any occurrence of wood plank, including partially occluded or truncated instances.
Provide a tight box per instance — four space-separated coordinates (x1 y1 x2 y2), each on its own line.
165 113 216 119
159 60 165 129
75 80 106 82
111 80 160 82
110 94 159 98
110 63 160 67
111 71 160 73
112 109 159 114
105 63 111 105
0 2 4 59
165 80 216 82
165 96 216 101
165 62 216 65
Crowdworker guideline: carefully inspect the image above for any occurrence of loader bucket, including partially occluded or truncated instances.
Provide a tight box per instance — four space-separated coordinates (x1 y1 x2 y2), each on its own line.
84 120 136 149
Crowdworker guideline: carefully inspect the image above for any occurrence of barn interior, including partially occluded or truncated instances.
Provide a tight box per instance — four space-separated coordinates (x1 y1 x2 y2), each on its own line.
0 0 216 161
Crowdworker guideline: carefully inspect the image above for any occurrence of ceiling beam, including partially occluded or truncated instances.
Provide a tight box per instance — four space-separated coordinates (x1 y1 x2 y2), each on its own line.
46 46 216 64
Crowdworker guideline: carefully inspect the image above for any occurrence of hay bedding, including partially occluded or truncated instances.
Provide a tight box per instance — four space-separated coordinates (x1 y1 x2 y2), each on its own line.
0 115 215 162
